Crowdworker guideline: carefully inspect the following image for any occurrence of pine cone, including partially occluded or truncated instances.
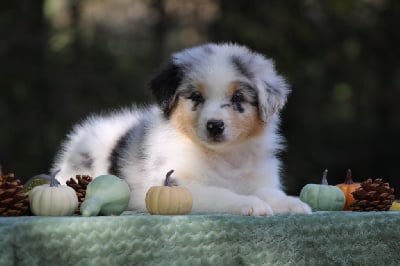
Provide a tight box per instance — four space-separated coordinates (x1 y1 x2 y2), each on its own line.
66 175 93 213
350 178 395 211
0 166 29 216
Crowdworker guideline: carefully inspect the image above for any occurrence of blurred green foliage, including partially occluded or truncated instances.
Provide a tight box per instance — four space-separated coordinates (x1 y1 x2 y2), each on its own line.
0 0 399 195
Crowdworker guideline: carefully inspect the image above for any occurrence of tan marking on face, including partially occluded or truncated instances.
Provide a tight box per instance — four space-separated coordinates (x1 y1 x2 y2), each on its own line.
170 101 217 155
170 98 195 139
227 82 266 143
230 104 265 143
246 112 266 138
170 97 209 150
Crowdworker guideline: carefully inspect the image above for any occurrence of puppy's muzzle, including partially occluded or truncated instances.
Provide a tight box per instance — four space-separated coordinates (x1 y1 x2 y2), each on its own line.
206 119 225 139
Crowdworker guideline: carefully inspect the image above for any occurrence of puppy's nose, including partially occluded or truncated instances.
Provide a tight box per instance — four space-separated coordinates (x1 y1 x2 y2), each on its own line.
206 120 225 136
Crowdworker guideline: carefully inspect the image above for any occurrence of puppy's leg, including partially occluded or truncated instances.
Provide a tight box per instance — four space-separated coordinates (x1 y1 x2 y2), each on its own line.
254 188 312 214
188 185 273 216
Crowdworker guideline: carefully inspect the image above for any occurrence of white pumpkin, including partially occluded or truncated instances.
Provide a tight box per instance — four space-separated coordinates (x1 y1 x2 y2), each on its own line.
29 171 78 216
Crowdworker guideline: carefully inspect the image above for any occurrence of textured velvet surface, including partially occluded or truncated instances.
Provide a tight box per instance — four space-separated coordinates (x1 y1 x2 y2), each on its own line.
1 212 399 265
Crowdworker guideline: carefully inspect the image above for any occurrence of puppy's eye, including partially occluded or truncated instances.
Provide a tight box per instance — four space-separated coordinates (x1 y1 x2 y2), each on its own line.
231 92 244 104
188 91 204 104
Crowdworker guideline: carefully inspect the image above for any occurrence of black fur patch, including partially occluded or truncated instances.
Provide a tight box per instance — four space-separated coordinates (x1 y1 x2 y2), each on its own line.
149 62 183 118
108 117 151 176
108 130 131 176
230 55 253 79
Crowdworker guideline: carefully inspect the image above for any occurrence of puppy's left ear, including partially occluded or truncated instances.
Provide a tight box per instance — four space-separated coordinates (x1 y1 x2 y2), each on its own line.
149 61 183 118
256 64 291 122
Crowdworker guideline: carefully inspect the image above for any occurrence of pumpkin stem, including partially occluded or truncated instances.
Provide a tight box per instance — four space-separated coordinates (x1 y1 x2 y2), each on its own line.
50 169 61 187
345 169 354 184
321 169 329 185
164 170 174 186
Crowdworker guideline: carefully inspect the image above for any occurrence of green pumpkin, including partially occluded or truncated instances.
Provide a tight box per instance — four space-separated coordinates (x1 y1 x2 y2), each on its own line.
80 174 130 216
300 169 345 211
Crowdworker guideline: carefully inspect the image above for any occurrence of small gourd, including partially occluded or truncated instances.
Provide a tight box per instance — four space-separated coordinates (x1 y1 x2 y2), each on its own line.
145 170 193 215
80 174 130 216
299 169 345 211
29 170 78 216
336 169 361 210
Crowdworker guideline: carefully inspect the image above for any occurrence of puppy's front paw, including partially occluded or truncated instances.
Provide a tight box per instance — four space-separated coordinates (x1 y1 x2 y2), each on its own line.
272 196 312 214
240 196 273 216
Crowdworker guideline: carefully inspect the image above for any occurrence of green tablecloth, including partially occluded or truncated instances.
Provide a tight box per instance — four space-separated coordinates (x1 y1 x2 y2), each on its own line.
1 211 399 265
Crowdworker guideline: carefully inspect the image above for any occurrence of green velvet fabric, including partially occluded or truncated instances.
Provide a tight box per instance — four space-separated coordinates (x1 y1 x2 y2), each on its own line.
1 212 399 265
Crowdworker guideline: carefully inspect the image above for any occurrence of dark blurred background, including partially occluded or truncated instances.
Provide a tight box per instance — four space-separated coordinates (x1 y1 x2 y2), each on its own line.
1 0 399 196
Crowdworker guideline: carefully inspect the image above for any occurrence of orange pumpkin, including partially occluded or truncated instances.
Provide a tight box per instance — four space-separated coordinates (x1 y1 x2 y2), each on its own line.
336 169 361 210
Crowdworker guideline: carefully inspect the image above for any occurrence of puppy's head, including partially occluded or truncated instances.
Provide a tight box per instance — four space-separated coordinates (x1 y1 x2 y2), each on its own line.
150 43 290 149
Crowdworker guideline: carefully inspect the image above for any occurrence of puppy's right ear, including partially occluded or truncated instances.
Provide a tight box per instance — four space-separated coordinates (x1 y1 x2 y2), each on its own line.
149 61 183 118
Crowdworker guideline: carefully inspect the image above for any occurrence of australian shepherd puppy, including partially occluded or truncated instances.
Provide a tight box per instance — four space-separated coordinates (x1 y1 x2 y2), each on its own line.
52 43 311 216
